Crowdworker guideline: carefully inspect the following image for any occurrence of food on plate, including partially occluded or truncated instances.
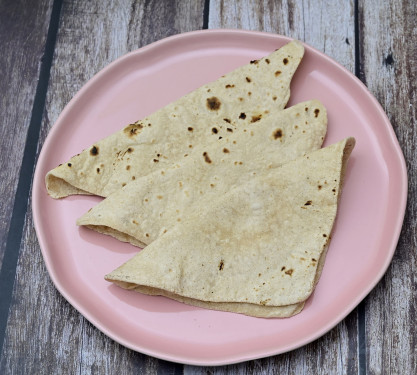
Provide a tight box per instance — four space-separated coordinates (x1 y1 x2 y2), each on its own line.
45 40 305 198
44 37 356 319
77 100 327 247
105 137 355 318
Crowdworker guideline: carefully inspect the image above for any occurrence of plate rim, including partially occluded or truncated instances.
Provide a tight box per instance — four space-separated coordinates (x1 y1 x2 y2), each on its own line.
32 29 408 366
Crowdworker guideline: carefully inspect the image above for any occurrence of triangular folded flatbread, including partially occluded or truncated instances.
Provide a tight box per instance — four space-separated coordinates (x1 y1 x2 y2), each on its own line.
77 100 328 247
105 137 355 318
46 40 305 198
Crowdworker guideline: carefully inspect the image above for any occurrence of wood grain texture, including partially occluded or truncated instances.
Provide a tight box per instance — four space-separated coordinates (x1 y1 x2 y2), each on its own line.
0 0 53 268
1 0 204 374
359 0 417 374
209 0 355 71
185 1 358 374
185 311 358 375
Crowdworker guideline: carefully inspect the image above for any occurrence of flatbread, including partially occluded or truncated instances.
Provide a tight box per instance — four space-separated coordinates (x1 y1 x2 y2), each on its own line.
45 40 304 198
105 137 355 318
77 100 328 247
115 283 305 318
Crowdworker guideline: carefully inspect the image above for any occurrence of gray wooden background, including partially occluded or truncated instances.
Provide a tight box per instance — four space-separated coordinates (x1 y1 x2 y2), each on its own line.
0 0 415 374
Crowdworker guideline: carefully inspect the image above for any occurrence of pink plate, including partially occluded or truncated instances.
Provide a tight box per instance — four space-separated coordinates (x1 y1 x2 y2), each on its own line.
33 30 407 365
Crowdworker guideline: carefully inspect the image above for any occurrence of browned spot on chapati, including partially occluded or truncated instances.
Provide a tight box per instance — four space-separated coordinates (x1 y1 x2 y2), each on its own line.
203 152 212 164
124 123 143 137
272 129 283 139
251 115 262 123
90 146 99 156
206 97 221 110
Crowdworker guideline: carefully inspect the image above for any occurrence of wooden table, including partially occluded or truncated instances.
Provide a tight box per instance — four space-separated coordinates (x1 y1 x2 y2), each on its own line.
0 0 415 373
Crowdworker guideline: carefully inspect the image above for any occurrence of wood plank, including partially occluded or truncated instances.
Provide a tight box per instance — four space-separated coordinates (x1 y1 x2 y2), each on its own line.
1 0 205 373
185 312 358 375
0 0 53 268
183 1 358 374
208 0 355 70
359 0 417 373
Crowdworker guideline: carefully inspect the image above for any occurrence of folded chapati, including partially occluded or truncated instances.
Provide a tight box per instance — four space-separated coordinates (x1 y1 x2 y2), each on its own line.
77 100 327 247
105 137 355 318
123 284 305 318
46 40 305 198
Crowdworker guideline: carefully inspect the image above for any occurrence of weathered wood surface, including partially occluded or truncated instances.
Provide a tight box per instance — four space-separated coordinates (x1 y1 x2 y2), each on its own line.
0 0 415 374
0 0 53 267
359 1 417 374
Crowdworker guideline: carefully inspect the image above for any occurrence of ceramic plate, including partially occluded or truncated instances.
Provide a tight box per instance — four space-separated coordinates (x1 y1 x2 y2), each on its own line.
33 30 407 365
